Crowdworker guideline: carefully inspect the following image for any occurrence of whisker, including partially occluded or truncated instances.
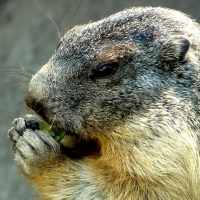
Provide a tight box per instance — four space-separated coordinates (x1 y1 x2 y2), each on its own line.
6 101 25 112
15 72 32 79
20 85 29 91
37 4 61 40
0 66 29 70
0 76 29 85
19 63 36 74
0 72 32 79
2 80 29 86
36 106 44 114
0 66 35 75
13 91 26 97
50 115 57 129
69 0 84 29
62 14 70 36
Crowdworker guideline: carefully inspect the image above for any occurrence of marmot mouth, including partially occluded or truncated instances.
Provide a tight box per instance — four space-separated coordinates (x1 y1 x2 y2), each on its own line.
37 115 101 159
25 103 101 159
60 134 101 159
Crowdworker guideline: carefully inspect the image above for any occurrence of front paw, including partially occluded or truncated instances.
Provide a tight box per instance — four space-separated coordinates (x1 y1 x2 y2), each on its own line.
8 115 61 176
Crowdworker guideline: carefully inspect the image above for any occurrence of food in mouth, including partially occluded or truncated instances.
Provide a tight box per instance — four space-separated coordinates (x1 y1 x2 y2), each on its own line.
25 105 66 142
39 121 66 142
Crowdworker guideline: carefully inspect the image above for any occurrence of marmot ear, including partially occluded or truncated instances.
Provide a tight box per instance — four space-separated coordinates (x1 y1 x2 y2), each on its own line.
160 36 190 62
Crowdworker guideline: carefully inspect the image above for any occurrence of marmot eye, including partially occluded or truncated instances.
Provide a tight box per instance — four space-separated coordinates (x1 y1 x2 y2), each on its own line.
94 63 118 79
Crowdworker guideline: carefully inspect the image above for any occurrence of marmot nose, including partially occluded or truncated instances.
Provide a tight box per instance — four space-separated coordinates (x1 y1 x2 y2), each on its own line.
25 76 45 116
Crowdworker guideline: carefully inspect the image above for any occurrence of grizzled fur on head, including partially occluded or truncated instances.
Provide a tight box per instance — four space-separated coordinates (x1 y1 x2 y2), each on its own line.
26 7 200 139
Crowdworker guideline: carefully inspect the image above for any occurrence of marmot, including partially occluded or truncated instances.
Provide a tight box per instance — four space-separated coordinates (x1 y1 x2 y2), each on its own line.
8 7 200 200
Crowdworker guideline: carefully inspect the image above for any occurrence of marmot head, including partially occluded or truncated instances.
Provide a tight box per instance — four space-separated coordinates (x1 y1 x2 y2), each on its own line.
25 7 200 142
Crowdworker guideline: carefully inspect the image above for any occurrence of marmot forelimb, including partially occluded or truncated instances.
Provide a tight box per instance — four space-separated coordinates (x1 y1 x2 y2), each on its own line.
8 7 200 200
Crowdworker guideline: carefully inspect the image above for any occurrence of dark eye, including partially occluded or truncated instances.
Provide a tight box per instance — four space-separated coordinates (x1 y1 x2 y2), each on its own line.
93 63 118 79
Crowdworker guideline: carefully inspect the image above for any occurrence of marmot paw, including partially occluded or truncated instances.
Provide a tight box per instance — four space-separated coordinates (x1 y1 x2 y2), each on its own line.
8 115 61 176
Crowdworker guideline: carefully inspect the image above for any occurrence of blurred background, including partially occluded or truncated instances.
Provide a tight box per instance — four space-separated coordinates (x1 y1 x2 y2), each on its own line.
1 0 200 199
